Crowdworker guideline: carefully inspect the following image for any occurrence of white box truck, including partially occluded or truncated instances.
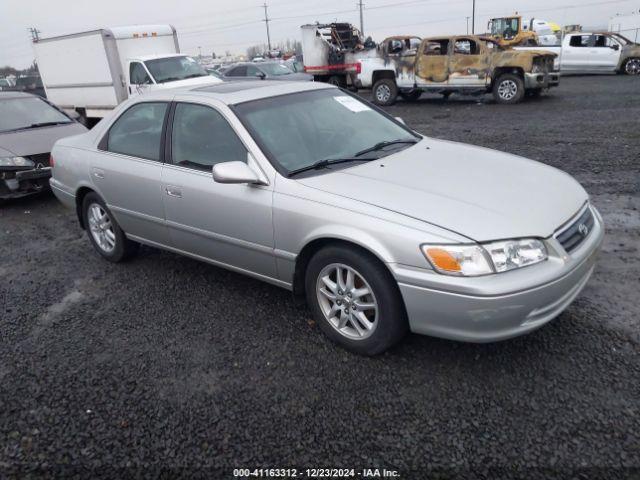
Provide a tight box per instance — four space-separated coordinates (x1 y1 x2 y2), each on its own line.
33 25 222 123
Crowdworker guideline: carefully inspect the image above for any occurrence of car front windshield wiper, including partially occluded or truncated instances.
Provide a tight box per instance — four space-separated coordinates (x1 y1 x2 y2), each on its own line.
0 121 71 133
354 138 419 158
288 157 374 177
158 76 181 83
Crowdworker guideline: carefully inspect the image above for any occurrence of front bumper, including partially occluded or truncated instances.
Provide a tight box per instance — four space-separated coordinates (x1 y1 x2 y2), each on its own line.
392 206 604 343
525 71 560 89
0 167 52 199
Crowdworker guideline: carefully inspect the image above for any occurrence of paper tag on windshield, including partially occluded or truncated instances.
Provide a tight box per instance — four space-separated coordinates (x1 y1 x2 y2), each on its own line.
334 96 371 113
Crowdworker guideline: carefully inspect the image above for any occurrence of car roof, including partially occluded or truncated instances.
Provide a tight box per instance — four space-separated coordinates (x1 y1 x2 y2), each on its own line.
140 80 335 105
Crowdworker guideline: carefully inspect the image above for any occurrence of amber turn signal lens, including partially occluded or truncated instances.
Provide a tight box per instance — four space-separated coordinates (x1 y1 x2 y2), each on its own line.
425 248 461 272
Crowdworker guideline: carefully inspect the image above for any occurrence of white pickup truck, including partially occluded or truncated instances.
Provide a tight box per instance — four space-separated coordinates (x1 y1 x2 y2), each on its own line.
33 25 222 123
516 32 640 74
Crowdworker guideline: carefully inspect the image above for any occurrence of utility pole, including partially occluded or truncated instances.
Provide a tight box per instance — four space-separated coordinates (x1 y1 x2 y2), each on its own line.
471 0 476 34
28 27 41 42
357 0 365 36
466 16 470 34
262 2 272 52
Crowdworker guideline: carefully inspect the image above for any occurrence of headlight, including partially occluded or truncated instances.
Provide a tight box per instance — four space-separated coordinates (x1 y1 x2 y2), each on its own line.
0 156 34 167
483 238 547 272
422 238 547 277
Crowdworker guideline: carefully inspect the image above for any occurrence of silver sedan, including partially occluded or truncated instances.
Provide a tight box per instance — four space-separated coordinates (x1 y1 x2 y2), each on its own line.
50 81 603 355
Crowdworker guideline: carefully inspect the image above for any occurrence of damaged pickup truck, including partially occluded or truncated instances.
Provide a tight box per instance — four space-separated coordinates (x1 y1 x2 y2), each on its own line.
301 24 559 105
364 35 560 105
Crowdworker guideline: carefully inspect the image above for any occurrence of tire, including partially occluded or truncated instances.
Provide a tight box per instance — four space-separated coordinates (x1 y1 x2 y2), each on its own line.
82 192 138 262
623 58 640 75
327 75 346 87
305 244 408 355
372 78 398 106
441 91 452 100
400 89 421 102
493 73 525 104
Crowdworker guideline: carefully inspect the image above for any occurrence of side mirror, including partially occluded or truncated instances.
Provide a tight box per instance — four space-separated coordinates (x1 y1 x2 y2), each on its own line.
212 161 262 185
611 44 620 51
255 71 266 79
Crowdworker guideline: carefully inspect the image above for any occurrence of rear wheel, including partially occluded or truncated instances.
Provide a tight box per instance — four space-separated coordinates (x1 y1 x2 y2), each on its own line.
327 75 346 87
82 192 138 262
400 89 421 101
372 78 398 106
305 245 408 355
624 58 640 75
493 74 525 104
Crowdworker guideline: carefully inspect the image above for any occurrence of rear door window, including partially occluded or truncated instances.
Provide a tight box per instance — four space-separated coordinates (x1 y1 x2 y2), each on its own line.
106 102 168 161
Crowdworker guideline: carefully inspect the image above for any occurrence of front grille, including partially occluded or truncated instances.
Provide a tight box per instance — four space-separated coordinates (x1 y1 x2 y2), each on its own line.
556 207 595 253
27 153 50 167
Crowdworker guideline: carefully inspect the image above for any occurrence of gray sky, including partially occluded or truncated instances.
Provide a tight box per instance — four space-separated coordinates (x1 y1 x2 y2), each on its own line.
2 0 639 68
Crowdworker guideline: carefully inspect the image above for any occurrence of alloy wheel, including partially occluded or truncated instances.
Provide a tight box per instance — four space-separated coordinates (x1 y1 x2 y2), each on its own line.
316 263 378 340
626 59 640 75
498 79 518 100
88 203 116 253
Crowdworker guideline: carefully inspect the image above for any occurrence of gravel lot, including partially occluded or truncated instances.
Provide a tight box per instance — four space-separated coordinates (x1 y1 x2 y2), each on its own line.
1 75 639 478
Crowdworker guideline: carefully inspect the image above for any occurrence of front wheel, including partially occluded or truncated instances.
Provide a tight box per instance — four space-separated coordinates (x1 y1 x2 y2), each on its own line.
493 74 525 104
372 78 398 106
624 58 640 75
82 192 138 262
305 245 408 355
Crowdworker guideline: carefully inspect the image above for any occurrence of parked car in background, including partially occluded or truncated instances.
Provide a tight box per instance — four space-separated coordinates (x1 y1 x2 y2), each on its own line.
0 78 15 90
205 67 224 80
222 62 313 81
4 75 46 98
516 31 640 74
50 81 602 355
0 92 86 199
33 25 222 124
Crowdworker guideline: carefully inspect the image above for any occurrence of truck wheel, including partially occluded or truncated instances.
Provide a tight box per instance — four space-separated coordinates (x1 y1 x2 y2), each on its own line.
372 78 398 106
400 89 421 102
493 74 525 104
327 75 346 87
624 58 640 75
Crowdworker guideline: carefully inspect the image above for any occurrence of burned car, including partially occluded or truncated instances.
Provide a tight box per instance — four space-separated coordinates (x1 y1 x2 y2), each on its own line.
301 24 559 105
0 92 87 200
360 35 560 105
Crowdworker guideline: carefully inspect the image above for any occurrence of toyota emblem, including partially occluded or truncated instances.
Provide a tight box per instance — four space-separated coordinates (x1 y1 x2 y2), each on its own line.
578 223 589 236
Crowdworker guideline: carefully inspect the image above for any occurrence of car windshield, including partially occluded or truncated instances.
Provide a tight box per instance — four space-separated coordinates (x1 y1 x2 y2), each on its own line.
0 97 71 133
144 56 208 84
234 89 419 175
260 63 293 76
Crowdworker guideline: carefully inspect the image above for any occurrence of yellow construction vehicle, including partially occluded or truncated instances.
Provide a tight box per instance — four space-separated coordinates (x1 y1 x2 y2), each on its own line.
488 16 539 47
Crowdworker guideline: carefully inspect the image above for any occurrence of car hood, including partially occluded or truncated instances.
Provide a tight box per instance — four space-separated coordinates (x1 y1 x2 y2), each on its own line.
161 75 223 88
0 122 87 157
296 139 588 242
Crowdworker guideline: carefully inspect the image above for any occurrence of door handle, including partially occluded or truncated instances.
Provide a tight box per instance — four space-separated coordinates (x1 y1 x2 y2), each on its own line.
165 186 182 198
92 168 105 179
